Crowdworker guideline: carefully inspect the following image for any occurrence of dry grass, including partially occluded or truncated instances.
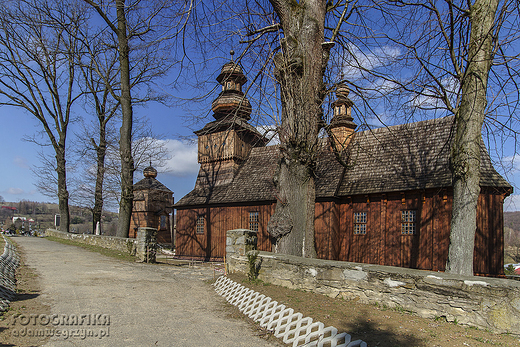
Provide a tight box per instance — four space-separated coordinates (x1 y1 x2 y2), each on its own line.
44 236 136 262
226 272 520 347
0 247 51 347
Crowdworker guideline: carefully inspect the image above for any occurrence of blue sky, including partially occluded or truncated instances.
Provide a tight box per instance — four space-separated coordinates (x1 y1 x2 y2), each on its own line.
0 100 201 208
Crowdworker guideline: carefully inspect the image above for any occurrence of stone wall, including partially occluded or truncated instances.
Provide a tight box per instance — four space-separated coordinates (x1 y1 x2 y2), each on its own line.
45 229 137 255
227 250 520 335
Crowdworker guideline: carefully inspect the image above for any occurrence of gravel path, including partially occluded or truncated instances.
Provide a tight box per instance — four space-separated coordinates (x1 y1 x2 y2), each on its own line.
12 237 278 347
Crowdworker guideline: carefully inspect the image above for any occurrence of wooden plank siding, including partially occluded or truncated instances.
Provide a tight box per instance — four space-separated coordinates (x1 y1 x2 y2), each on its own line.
339 190 450 272
175 188 505 275
314 202 334 259
176 203 275 260
433 190 452 272
474 190 505 276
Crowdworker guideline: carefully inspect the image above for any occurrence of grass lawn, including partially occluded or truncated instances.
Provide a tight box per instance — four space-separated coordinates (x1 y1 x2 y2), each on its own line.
44 236 136 262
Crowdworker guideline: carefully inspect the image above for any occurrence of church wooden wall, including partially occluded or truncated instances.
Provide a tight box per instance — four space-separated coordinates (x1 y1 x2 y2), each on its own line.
176 203 275 260
315 190 453 271
475 189 505 275
175 188 505 275
314 188 505 275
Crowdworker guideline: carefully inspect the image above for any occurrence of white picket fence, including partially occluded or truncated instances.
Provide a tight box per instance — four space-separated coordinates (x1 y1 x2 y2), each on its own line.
214 276 367 347
0 235 20 311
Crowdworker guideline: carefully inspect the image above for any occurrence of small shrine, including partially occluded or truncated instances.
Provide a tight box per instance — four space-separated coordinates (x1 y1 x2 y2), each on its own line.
130 165 174 244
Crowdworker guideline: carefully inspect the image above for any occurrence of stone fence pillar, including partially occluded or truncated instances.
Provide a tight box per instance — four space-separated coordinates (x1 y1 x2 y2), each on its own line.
226 229 257 274
136 227 158 263
226 229 257 256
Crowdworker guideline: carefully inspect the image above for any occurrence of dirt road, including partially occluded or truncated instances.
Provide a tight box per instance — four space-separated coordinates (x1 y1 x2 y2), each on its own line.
8 237 278 347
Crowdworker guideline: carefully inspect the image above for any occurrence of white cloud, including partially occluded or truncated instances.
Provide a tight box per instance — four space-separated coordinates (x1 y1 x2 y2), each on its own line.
342 44 402 80
13 156 29 169
411 76 460 110
502 156 520 173
6 188 24 195
256 125 279 145
160 139 199 177
505 195 520 212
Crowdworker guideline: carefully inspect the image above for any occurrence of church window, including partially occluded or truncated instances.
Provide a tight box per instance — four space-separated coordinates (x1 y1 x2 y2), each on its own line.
160 215 167 229
249 211 259 232
196 215 205 234
353 212 367 235
401 210 417 235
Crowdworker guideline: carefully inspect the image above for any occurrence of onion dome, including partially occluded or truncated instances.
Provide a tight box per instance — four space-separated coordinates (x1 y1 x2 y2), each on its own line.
330 83 356 130
143 165 157 178
211 60 252 121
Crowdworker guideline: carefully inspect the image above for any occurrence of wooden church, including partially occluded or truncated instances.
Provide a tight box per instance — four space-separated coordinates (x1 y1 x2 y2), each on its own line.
174 60 513 276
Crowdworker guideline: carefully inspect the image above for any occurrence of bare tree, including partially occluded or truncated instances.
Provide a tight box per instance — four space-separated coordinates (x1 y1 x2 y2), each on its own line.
71 121 119 231
446 0 502 275
71 0 174 234
32 150 61 199
259 0 329 258
74 31 120 234
0 0 88 232
72 117 170 225
82 0 134 238
83 0 183 237
355 0 520 275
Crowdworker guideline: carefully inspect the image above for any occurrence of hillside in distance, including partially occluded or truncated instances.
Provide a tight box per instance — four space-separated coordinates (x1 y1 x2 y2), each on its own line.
1 200 117 234
505 211 520 232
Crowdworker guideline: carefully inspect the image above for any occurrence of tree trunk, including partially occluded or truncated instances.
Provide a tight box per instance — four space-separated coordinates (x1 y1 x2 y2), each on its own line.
446 0 499 276
271 158 317 257
92 123 106 234
55 142 70 232
267 0 327 258
115 0 134 238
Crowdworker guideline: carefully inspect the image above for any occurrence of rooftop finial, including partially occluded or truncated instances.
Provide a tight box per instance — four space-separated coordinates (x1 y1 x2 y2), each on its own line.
230 49 235 61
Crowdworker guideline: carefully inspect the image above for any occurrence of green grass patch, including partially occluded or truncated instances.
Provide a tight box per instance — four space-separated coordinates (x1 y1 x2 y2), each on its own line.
45 236 136 262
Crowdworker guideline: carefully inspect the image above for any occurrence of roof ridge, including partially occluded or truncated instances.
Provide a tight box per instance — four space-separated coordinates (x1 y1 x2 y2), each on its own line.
356 116 454 137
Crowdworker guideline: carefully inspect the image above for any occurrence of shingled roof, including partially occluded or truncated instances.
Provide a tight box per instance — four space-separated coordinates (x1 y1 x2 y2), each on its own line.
175 116 511 207
134 177 172 193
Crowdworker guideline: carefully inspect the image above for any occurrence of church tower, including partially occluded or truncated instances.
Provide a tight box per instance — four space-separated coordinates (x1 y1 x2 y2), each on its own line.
329 83 356 150
194 56 268 188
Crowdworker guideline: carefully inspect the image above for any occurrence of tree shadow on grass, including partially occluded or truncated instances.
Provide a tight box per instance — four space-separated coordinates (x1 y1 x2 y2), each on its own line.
338 310 428 347
13 292 39 302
